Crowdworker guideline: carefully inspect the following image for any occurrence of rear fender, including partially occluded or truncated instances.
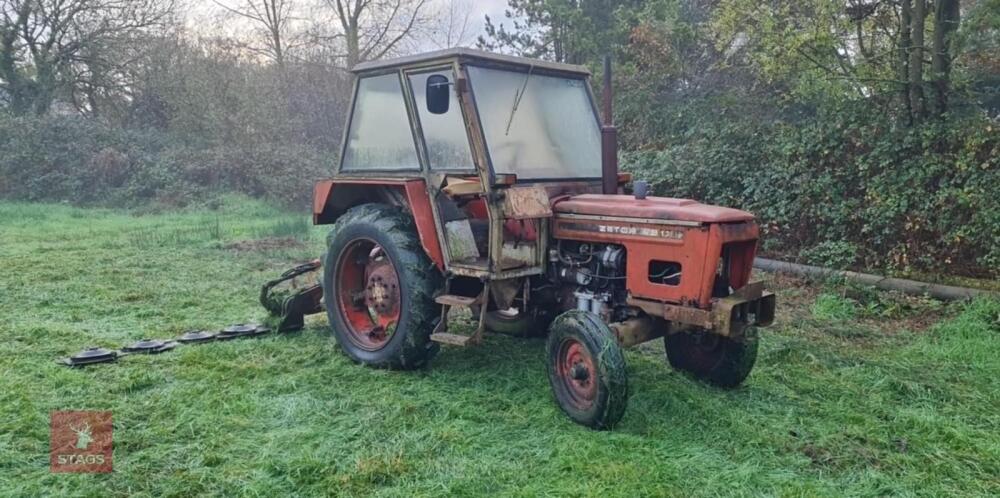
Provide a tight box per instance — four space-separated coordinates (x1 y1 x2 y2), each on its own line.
313 179 445 271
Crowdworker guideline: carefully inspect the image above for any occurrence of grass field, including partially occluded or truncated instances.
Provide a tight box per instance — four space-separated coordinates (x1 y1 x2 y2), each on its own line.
1 197 997 497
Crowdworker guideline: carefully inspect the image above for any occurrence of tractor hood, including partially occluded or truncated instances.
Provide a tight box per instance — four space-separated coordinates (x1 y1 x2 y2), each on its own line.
553 194 754 224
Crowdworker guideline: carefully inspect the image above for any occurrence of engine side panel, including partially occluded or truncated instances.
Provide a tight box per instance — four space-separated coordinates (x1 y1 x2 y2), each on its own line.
553 214 759 308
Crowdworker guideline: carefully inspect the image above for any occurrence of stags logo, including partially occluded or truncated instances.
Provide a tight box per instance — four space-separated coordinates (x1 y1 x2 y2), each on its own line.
50 411 112 473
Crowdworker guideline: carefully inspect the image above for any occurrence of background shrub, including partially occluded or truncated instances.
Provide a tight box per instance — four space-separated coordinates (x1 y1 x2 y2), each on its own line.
0 115 331 209
624 103 1000 278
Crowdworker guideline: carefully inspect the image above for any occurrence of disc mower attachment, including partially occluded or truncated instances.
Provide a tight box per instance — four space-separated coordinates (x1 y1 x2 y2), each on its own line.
177 330 217 344
260 260 324 332
216 324 267 340
122 339 178 354
60 347 119 367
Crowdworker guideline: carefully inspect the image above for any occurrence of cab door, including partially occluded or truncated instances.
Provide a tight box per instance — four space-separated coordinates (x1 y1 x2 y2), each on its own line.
405 65 489 272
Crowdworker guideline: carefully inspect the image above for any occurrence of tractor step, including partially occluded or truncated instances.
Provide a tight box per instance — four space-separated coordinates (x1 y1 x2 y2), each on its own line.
435 294 482 307
432 286 490 347
430 332 478 346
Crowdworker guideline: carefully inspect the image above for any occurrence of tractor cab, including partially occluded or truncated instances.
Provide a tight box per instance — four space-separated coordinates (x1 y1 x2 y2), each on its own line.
317 48 607 280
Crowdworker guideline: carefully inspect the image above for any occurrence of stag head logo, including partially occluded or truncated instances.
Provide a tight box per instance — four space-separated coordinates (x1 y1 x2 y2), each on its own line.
69 422 93 449
51 411 113 473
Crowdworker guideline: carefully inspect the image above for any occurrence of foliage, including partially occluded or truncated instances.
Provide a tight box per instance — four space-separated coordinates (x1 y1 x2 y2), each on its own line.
0 33 349 209
624 104 1000 277
962 0 1000 114
0 0 174 116
1 199 999 496
478 0 623 63
1 0 998 279
0 114 331 208
480 0 1000 278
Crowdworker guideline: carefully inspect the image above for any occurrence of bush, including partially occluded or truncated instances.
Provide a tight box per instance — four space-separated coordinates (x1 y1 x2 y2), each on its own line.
623 103 1000 278
0 115 331 208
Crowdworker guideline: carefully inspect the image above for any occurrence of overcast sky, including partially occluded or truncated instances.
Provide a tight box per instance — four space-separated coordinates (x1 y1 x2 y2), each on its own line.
464 0 510 40
189 0 513 49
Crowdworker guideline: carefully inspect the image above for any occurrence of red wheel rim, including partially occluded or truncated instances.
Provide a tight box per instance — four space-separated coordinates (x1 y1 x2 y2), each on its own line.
335 238 402 351
556 338 598 410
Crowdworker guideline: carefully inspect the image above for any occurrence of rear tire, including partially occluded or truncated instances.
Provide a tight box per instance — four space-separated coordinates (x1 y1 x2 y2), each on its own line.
664 327 758 387
546 311 628 429
322 204 442 369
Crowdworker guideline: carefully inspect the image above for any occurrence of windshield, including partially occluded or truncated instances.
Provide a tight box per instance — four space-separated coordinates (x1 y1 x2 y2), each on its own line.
467 66 601 180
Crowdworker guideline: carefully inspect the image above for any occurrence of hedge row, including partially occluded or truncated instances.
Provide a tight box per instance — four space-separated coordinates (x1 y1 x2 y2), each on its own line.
624 107 999 277
0 115 331 209
2 111 996 277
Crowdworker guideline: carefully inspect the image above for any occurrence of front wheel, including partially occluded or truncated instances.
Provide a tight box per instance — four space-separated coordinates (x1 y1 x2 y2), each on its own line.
322 204 442 369
545 311 628 429
664 327 758 387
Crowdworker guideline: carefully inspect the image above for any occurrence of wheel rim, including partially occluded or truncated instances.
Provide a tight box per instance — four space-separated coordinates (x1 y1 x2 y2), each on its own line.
556 337 598 410
335 238 401 351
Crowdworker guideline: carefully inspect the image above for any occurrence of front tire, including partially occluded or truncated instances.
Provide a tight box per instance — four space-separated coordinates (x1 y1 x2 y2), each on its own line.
664 327 758 387
323 204 442 369
546 311 628 429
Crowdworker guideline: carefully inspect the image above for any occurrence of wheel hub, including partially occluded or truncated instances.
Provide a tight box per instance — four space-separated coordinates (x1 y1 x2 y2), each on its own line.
335 239 402 351
558 340 597 409
365 261 399 317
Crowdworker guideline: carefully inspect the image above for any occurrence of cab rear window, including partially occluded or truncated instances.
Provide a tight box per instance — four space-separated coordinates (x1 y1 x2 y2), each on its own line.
341 74 419 171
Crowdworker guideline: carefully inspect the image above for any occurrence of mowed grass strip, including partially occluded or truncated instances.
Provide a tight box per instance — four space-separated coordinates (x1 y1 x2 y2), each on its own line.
0 198 997 497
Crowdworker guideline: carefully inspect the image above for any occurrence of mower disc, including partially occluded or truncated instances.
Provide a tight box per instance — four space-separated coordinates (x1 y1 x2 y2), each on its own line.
177 330 217 344
60 347 119 367
122 339 177 354
216 324 258 340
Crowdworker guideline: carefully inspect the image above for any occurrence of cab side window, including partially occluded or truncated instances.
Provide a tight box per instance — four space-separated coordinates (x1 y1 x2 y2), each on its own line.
408 70 474 171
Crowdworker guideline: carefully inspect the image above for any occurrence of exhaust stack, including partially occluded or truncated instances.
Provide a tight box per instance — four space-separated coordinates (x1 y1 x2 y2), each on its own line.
601 55 618 195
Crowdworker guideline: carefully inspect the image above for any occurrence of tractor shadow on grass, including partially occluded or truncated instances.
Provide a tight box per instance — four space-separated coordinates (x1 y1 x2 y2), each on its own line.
302 314 772 439
428 331 769 438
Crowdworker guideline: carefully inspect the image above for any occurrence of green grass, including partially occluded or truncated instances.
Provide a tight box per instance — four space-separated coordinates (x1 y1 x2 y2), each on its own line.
811 293 858 321
1 197 997 497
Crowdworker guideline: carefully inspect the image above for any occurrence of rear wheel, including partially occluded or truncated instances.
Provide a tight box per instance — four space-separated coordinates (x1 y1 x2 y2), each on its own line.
664 327 758 387
546 311 628 429
323 204 442 369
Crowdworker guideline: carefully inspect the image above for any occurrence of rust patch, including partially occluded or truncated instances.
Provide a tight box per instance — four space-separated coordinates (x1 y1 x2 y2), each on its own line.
502 186 553 220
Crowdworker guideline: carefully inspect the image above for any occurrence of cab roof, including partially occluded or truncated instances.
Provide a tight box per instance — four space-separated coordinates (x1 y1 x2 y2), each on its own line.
351 47 591 77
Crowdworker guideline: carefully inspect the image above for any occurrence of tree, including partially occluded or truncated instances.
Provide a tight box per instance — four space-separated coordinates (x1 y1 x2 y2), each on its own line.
212 0 302 67
477 0 622 64
931 0 960 115
322 0 429 67
908 0 928 119
961 0 1000 115
713 0 972 124
0 0 174 116
428 0 473 49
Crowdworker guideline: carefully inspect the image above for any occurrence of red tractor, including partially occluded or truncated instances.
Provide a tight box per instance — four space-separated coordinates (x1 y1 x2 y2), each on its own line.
313 48 775 429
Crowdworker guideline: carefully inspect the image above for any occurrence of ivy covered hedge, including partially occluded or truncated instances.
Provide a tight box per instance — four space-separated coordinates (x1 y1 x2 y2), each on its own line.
624 106 999 278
